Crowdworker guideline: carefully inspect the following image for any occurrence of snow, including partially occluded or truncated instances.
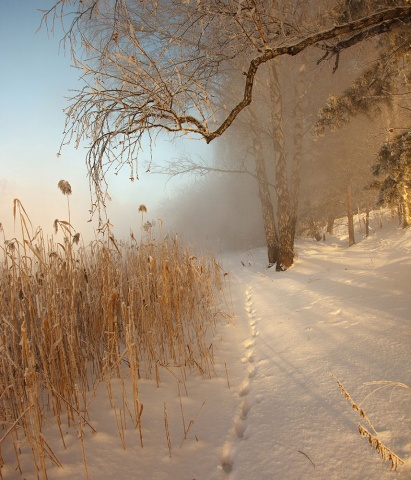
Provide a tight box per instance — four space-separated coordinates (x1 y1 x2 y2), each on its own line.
2 212 411 479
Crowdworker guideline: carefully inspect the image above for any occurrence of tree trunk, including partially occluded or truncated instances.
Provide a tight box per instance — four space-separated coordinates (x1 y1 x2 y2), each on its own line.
290 64 305 249
347 182 356 246
400 185 410 228
365 205 370 237
397 201 403 225
326 215 335 235
357 206 363 233
249 106 278 265
270 60 294 270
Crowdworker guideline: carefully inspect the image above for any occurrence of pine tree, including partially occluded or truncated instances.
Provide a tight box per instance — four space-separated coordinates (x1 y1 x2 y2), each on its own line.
316 0 411 136
372 131 411 227
315 1 411 229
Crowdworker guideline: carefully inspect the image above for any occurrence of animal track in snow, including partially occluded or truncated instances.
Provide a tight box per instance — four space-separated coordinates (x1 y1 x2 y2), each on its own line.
238 379 250 397
241 349 254 363
248 365 257 378
220 443 234 474
220 285 262 476
240 398 252 419
251 329 259 338
234 417 247 439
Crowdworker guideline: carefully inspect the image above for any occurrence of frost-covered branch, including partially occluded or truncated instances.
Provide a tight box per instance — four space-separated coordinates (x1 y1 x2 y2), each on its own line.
42 1 411 208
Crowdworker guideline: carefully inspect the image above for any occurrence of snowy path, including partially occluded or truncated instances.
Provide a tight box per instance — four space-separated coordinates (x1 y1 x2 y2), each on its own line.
219 229 411 480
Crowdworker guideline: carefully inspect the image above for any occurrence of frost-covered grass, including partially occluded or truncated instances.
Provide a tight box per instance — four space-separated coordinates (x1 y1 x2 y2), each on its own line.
0 200 224 479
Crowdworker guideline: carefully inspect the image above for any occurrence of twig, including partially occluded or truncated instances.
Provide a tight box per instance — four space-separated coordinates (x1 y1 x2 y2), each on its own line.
297 450 315 469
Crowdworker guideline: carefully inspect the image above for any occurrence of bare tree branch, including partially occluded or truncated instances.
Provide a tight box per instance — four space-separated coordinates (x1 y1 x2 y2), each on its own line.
208 6 411 142
42 1 411 209
153 154 261 182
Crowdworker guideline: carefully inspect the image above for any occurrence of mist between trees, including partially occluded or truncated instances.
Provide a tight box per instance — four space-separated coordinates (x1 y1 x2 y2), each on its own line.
43 0 411 270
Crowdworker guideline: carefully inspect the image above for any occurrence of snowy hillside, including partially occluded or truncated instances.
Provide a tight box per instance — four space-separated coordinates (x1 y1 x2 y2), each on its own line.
2 211 410 480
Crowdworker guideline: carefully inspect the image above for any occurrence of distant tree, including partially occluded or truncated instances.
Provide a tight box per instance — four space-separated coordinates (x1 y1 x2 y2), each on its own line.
314 0 411 234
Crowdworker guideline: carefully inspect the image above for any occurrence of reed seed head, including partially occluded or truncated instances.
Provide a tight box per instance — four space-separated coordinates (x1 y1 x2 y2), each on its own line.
138 204 147 213
73 233 80 245
58 180 72 195
5 239 16 252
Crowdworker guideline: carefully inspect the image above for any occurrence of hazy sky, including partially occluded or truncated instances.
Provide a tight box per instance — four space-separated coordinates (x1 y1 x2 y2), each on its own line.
0 0 211 242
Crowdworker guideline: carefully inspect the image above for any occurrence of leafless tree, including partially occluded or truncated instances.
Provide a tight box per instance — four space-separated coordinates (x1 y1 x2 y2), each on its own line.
42 0 411 212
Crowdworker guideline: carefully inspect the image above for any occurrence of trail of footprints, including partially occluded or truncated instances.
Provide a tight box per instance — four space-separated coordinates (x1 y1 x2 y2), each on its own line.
220 286 262 476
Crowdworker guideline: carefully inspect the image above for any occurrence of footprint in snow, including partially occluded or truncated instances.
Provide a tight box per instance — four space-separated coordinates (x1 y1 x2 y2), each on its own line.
238 379 250 397
241 398 251 419
234 416 247 439
220 443 234 474
246 349 254 362
248 365 257 378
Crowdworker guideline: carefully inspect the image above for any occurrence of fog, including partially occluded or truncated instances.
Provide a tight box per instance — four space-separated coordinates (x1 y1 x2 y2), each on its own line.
157 173 266 254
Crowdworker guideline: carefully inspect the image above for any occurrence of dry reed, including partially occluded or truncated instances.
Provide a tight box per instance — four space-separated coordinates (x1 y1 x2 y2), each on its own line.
0 200 224 478
163 403 172 458
335 377 405 471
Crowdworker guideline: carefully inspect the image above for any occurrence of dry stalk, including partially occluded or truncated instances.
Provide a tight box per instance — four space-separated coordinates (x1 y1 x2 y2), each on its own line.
362 381 411 403
177 382 187 437
225 362 231 389
74 385 89 480
357 424 404 470
334 376 405 471
163 403 172 458
334 377 377 434
179 400 206 447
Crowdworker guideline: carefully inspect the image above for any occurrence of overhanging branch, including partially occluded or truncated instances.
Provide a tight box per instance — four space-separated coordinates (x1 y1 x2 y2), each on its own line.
204 6 411 142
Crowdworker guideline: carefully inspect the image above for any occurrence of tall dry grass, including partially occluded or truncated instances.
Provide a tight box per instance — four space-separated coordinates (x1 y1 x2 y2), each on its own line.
0 199 225 479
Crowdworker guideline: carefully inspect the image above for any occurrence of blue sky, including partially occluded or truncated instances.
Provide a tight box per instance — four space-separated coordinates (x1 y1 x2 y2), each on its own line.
0 0 211 241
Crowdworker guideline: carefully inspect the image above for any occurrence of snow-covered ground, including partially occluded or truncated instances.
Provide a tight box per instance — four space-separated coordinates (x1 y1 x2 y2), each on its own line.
2 212 411 479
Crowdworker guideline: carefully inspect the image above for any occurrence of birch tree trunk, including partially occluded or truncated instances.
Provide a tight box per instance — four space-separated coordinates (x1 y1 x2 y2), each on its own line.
249 106 279 265
270 60 294 270
365 202 370 237
347 182 356 246
290 64 305 249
